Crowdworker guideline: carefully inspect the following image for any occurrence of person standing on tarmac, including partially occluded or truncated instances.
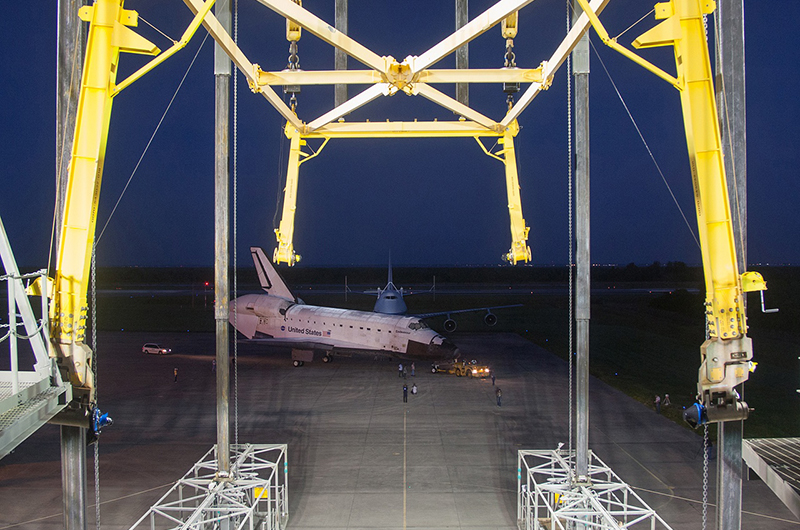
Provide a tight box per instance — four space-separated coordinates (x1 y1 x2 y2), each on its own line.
403 383 408 403
495 387 502 407
398 363 403 378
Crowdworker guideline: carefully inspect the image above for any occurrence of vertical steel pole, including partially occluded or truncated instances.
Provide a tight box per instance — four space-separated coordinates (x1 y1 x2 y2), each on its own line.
715 1 746 529
334 0 348 107
215 0 232 477
55 0 86 267
455 0 469 106
572 0 590 483
61 426 87 530
58 3 88 528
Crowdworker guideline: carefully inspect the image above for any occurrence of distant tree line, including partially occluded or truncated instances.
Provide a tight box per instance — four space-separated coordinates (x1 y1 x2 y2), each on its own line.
93 261 716 289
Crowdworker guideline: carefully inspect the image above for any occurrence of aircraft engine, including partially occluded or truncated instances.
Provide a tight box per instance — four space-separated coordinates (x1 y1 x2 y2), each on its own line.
484 312 498 327
443 319 457 333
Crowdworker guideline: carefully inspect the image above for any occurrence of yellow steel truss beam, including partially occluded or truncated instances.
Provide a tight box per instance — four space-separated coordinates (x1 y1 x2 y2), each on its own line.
255 68 545 87
183 0 303 130
273 121 530 266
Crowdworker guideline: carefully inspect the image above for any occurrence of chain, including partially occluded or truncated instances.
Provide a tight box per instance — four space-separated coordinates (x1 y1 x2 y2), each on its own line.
702 424 709 530
233 0 239 450
504 40 516 67
566 0 574 484
91 244 101 530
285 41 300 111
502 38 519 109
702 14 709 42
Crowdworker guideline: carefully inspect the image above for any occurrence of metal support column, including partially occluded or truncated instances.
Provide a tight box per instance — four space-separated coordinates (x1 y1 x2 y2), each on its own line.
58 3 87 529
334 0 348 107
572 0 590 483
455 0 469 106
55 0 86 265
715 1 746 528
214 0 232 478
61 426 87 530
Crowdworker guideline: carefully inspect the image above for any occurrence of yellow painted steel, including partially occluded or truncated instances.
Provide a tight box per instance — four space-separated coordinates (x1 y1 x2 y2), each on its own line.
111 0 215 96
285 0 302 42
580 0 765 420
476 122 531 264
273 124 306 266
52 0 206 405
273 120 529 266
499 127 531 264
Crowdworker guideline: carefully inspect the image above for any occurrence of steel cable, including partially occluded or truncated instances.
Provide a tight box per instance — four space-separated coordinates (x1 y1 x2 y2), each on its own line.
588 38 701 249
566 0 574 480
96 32 210 244
92 244 100 530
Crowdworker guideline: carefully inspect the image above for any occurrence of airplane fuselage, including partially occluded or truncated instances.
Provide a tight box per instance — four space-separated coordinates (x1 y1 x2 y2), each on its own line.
230 293 459 361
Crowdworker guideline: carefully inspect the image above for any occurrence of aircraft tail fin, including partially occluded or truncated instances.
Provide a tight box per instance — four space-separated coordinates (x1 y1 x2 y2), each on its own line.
250 247 296 301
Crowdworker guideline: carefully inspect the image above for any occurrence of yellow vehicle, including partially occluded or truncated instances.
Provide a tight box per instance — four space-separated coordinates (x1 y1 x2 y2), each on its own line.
432 360 491 378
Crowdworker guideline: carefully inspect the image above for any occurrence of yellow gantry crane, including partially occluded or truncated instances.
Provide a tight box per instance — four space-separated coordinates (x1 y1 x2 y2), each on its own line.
41 0 764 429
577 0 765 422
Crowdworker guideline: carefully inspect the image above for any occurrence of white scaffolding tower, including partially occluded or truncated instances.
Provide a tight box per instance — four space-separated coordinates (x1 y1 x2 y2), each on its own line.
0 216 71 460
517 449 673 530
129 444 289 530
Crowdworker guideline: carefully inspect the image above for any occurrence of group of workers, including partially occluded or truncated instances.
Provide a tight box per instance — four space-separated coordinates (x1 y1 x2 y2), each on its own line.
398 362 501 406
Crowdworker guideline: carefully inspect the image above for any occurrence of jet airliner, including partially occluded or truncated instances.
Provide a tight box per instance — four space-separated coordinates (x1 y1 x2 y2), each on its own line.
352 260 522 332
229 248 460 366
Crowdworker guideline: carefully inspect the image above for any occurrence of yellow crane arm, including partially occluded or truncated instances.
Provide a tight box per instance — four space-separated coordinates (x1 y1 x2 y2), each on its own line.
499 125 531 265
474 122 531 265
52 0 209 411
578 0 765 422
273 124 306 266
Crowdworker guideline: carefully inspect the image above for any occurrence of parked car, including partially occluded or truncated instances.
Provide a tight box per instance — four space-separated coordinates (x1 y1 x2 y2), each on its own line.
142 343 171 355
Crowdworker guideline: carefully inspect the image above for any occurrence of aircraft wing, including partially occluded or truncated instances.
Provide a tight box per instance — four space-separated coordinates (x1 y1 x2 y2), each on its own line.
414 304 523 319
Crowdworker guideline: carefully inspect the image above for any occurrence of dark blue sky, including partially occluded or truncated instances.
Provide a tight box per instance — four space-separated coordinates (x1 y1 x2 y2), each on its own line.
1 0 797 268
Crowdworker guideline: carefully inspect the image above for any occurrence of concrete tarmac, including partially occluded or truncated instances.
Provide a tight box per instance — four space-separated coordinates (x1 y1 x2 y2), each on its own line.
0 331 796 529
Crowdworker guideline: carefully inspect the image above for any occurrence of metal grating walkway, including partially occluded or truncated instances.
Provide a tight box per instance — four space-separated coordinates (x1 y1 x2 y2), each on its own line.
743 438 800 520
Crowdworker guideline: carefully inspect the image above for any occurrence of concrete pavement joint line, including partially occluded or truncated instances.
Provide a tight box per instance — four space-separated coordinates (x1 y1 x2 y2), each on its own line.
594 424 674 496
632 486 800 524
404 408 407 529
0 482 174 530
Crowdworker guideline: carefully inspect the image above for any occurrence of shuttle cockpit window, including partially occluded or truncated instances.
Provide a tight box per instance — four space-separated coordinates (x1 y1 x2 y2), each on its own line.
408 320 429 330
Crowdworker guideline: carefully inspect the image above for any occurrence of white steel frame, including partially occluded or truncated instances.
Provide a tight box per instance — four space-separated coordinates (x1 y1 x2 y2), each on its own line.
0 215 70 460
517 449 673 530
129 444 289 530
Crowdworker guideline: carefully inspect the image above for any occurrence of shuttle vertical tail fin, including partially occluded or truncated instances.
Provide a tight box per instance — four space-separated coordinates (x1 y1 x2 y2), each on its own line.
251 247 296 301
